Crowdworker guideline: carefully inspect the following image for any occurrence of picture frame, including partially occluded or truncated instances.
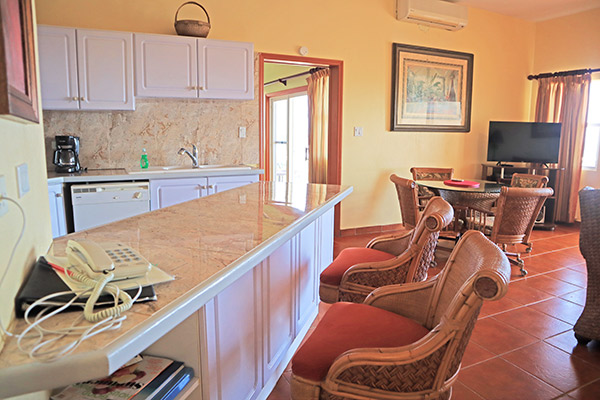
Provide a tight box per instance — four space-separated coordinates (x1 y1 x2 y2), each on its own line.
0 0 39 123
391 43 473 132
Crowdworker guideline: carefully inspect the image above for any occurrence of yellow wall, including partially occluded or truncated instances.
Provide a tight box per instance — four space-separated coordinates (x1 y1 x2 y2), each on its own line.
0 0 52 388
264 64 312 94
532 9 600 192
36 0 536 229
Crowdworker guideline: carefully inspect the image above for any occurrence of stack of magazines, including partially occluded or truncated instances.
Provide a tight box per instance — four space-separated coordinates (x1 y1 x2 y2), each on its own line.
51 355 194 400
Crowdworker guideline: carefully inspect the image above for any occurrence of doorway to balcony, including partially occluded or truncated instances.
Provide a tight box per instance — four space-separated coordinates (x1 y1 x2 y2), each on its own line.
259 53 343 234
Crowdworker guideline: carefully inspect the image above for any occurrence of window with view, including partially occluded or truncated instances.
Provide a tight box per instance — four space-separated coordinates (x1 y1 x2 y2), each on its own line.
582 79 600 170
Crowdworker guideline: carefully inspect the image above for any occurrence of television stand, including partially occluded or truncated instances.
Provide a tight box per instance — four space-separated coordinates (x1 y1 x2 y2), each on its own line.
481 163 564 230
495 162 514 167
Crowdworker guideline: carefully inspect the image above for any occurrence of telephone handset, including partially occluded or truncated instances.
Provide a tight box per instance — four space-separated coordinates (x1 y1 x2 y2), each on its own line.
66 240 151 281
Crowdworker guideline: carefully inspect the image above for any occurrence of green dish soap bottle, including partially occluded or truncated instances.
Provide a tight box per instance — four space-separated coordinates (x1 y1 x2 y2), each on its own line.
140 148 149 169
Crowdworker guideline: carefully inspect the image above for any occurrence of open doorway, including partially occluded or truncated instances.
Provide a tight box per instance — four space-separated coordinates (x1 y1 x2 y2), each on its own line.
259 53 343 234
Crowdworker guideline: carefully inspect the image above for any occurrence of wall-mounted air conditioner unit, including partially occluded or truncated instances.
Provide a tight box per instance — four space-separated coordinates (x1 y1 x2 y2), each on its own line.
397 0 468 31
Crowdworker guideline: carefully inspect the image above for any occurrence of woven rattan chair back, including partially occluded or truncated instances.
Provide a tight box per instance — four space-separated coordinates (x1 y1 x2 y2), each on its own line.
510 173 549 188
295 232 510 400
429 230 510 328
390 174 420 229
405 197 454 282
574 187 600 344
491 186 553 245
410 167 454 181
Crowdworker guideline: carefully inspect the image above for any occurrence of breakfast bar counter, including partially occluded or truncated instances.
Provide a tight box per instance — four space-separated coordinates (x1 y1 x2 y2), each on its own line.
0 181 352 399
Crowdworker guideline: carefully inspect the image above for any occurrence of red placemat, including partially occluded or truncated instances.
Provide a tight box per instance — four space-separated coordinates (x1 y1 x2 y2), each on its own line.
443 179 480 188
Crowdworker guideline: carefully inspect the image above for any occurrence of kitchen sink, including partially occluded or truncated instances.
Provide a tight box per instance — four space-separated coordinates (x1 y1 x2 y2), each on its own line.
128 165 252 174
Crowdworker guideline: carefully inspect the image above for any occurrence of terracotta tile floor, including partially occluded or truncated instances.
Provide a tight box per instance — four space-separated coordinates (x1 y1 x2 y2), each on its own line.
267 224 600 400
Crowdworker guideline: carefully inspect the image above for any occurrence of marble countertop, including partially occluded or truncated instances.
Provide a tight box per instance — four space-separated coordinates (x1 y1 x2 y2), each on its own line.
47 166 264 184
0 181 351 398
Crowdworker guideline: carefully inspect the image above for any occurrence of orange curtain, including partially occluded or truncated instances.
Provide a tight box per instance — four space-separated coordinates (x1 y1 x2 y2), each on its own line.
306 69 330 184
534 74 591 222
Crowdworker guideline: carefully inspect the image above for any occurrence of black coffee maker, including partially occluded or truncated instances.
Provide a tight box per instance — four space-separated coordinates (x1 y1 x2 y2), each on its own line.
53 135 81 173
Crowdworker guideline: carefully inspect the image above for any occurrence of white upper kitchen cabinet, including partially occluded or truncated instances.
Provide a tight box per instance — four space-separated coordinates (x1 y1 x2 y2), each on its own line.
38 26 79 110
38 26 135 110
198 39 254 100
134 33 198 98
135 33 254 100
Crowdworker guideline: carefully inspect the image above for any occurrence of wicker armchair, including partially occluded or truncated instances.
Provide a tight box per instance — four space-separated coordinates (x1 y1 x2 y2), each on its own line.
291 231 511 400
466 186 553 276
574 187 600 345
319 197 454 304
390 174 420 229
511 173 549 188
410 167 454 210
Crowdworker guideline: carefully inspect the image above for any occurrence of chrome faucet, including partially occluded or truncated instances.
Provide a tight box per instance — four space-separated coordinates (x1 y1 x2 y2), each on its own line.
178 144 199 168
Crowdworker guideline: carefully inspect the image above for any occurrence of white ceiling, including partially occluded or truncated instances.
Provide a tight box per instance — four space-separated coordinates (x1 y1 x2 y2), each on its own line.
449 0 600 21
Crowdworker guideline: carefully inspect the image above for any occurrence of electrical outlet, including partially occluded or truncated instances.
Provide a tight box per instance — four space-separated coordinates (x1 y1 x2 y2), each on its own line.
0 175 7 217
239 126 247 138
354 127 363 137
16 163 30 198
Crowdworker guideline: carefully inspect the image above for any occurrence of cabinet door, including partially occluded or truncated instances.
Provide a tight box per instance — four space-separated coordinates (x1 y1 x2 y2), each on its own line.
198 39 254 100
207 174 259 195
47 183 67 238
134 34 198 98
295 221 318 335
76 29 135 110
149 177 208 210
38 26 79 110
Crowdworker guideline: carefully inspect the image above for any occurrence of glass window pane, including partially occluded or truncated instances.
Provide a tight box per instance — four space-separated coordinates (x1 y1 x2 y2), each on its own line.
272 99 288 142
588 80 600 124
289 94 309 183
582 125 600 169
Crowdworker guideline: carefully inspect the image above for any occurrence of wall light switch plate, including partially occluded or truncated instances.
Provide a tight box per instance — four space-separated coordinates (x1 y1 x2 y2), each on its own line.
16 163 30 198
354 127 363 137
239 126 247 138
0 175 8 217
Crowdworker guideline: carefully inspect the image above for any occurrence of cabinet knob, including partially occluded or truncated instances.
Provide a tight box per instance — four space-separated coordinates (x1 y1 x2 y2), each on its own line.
198 86 204 91
55 193 63 198
80 97 86 101
208 185 214 189
72 97 79 101
199 185 206 189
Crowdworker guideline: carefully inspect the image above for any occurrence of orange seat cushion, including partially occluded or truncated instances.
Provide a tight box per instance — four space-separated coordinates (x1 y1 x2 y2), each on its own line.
320 247 396 286
292 302 430 382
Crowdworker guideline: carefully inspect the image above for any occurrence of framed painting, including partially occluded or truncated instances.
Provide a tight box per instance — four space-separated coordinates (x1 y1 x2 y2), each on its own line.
0 0 39 123
391 43 473 132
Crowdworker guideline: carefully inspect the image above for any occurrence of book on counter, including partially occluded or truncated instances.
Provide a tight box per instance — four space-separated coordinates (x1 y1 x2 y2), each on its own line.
15 257 156 317
51 355 194 400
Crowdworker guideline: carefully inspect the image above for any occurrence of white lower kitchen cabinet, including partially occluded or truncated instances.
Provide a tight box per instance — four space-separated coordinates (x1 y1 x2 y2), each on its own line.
47 183 68 238
150 174 259 210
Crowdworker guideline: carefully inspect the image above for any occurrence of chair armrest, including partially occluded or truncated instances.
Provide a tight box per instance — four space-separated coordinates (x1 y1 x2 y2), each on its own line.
324 326 451 394
366 230 413 255
363 276 438 326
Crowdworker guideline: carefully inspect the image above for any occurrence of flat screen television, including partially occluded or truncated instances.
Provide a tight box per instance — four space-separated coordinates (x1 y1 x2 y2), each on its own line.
487 121 562 164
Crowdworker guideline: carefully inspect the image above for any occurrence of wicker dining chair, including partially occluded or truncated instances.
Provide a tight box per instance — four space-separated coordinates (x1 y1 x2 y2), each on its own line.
574 187 600 345
291 231 511 400
319 197 454 304
390 174 420 229
510 173 549 188
466 186 553 276
410 167 454 210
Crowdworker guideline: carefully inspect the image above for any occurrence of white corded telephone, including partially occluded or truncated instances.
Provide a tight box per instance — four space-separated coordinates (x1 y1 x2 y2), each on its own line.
66 240 151 281
64 240 151 323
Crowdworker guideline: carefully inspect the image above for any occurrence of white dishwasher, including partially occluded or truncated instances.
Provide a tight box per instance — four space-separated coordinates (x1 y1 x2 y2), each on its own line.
71 182 150 231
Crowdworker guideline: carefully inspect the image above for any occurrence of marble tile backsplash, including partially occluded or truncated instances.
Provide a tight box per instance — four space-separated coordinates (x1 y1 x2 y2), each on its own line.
43 97 259 171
